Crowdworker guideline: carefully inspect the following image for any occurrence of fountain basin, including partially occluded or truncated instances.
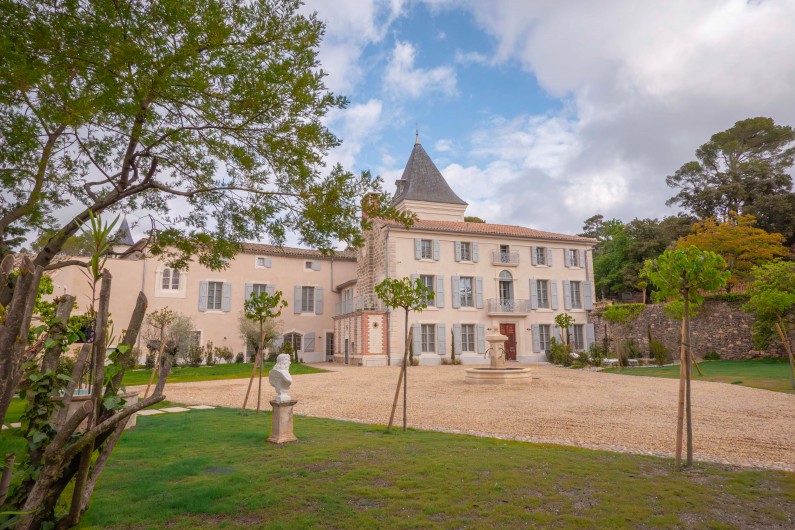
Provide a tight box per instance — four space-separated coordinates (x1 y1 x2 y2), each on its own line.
464 366 532 384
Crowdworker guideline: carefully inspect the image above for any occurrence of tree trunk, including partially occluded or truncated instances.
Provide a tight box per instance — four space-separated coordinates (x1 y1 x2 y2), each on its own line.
41 295 76 373
403 308 409 432
256 321 264 413
675 315 686 471
684 295 693 467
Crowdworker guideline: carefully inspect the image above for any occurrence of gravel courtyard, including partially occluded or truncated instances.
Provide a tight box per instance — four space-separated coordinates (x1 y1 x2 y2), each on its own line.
135 363 795 472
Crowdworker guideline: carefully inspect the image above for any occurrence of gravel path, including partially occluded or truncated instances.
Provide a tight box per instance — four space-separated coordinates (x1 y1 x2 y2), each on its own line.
132 363 795 472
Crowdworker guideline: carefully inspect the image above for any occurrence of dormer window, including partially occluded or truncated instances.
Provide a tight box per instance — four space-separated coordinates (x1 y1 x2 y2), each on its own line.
161 268 180 290
305 260 320 271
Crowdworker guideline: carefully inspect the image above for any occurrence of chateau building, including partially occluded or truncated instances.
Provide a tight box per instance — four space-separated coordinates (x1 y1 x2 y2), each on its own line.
49 140 595 365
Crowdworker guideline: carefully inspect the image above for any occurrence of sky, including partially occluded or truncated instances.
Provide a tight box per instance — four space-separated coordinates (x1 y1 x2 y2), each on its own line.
305 0 795 236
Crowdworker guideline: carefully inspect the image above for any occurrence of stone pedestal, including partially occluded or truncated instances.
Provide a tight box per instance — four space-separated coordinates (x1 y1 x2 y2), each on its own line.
268 400 298 444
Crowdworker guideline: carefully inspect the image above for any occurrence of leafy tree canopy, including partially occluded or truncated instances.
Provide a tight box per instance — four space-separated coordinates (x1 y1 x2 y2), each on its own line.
676 213 789 291
666 117 795 242
744 260 795 349
464 216 486 223
0 0 412 278
641 246 730 309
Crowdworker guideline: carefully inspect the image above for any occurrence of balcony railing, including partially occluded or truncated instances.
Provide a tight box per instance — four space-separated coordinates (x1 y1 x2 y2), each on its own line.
335 294 385 316
487 298 531 314
491 250 520 266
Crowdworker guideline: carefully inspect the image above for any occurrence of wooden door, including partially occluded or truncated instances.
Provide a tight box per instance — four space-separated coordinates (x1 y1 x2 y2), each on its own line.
500 323 517 361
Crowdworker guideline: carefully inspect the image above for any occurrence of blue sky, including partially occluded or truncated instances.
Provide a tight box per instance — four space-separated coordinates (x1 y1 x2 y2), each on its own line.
305 0 795 236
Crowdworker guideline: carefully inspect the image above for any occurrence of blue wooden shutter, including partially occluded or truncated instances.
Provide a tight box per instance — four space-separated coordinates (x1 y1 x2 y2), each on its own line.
264 258 272 268
475 277 484 309
415 239 422 260
586 323 595 349
311 261 321 271
412 323 421 356
563 281 572 310
550 280 559 310
553 325 561 344
532 324 541 352
436 324 446 355
266 284 275 296
583 281 593 310
433 240 440 261
221 282 232 312
476 324 486 354
315 287 323 314
272 335 284 352
453 324 462 354
435 275 444 308
198 281 208 312
411 274 419 283
579 250 586 268
454 241 461 262
472 242 479 262
294 286 302 314
547 248 553 267
530 279 538 310
304 332 315 352
531 246 537 266
245 283 253 300
451 276 460 308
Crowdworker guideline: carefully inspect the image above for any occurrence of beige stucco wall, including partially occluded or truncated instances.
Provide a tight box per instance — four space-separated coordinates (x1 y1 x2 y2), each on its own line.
48 251 356 363
378 226 595 364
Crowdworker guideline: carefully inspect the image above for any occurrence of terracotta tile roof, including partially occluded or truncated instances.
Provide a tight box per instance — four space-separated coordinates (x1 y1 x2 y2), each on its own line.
384 219 595 244
240 243 357 261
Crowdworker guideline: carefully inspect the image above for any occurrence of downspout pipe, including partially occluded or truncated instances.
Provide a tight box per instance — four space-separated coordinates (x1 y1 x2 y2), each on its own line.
384 225 391 366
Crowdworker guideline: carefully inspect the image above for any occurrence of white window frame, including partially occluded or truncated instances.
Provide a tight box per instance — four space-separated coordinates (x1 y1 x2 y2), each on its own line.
252 283 269 296
207 281 224 310
535 247 547 266
284 332 302 352
460 242 472 261
461 324 476 353
161 268 180 291
420 239 433 259
459 276 474 307
420 275 435 307
537 280 549 309
572 324 585 351
421 324 436 353
301 286 315 313
570 281 582 309
568 249 580 267
539 324 551 352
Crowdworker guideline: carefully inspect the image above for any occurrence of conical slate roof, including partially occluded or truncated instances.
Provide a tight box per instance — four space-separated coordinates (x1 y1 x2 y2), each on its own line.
114 218 135 246
391 141 467 207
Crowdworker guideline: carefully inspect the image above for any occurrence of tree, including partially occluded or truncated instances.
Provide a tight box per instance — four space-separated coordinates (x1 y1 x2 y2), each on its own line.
676 213 789 291
744 260 795 389
666 117 795 242
0 0 412 424
141 307 177 398
374 277 433 432
241 290 287 414
554 313 574 347
464 216 486 223
238 313 282 361
641 247 729 470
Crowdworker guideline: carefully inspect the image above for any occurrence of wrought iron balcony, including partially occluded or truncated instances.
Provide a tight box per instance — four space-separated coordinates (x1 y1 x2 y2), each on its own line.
335 294 385 316
491 250 520 266
486 298 530 314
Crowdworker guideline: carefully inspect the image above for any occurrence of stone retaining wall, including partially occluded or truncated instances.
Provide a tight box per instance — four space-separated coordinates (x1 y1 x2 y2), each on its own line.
590 299 787 360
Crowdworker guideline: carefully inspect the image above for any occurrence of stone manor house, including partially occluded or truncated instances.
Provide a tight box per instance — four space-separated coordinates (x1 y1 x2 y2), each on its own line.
50 139 596 366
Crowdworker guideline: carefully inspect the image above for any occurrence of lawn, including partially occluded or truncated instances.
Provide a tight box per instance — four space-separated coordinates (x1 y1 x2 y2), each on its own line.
2 408 792 528
603 358 794 394
121 361 327 386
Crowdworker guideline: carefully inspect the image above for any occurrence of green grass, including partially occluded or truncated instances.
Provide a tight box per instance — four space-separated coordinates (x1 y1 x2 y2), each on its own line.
603 358 794 394
1 408 792 528
121 361 327 386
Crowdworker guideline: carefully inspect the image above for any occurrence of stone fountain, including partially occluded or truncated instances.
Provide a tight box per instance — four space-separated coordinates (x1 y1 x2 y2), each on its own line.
464 330 532 384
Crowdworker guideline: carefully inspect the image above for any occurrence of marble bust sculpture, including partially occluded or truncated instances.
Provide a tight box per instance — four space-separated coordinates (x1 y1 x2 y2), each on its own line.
268 353 293 402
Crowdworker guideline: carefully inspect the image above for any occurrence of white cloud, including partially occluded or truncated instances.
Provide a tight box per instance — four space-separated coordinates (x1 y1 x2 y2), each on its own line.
434 138 456 152
454 50 489 66
325 99 384 169
383 41 457 99
443 0 795 231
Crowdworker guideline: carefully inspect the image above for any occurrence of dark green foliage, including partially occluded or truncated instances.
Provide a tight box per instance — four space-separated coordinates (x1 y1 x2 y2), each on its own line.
235 353 244 363
649 339 670 366
706 293 750 303
704 352 721 361
145 352 156 370
666 117 795 243
464 216 486 223
548 337 572 367
600 303 645 324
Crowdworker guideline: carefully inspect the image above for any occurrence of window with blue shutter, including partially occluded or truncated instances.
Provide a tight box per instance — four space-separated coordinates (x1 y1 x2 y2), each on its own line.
563 280 572 310
530 279 538 310
198 281 208 312
245 283 253 300
472 242 479 262
221 283 232 312
531 246 537 266
314 287 323 314
547 248 553 267
454 241 461 262
550 280 559 310
532 324 541 353
583 281 593 310
304 332 316 352
415 239 422 260
435 275 445 308
294 286 302 314
476 324 486 354
436 324 446 355
433 240 440 261
453 324 462 355
475 277 484 309
586 323 595 349
451 276 460 308
411 323 421 358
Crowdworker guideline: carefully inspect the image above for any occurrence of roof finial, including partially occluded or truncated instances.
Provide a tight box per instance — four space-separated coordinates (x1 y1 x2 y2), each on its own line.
415 123 420 145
